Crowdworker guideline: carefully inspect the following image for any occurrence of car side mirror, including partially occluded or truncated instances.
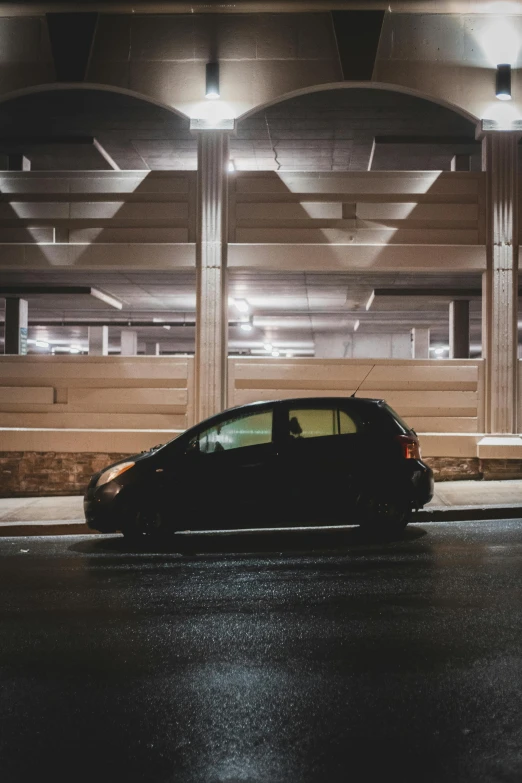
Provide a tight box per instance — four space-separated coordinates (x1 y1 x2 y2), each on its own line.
185 438 200 456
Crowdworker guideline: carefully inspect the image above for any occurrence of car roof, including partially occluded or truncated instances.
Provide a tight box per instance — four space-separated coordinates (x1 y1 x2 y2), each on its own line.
221 396 385 417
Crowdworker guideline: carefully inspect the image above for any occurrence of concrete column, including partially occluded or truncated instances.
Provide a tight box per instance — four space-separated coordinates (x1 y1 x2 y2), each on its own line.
88 326 108 356
481 130 520 433
4 297 28 354
145 341 160 356
411 328 430 358
194 130 229 421
120 329 137 356
449 300 470 358
451 154 471 172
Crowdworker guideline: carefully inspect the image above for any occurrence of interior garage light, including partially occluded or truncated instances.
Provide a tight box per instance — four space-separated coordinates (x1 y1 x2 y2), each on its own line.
234 298 249 313
228 160 236 172
263 342 273 351
205 62 220 100
434 347 445 355
240 323 253 332
496 64 512 100
69 347 80 354
35 340 49 348
163 325 171 330
271 350 280 357
353 320 360 332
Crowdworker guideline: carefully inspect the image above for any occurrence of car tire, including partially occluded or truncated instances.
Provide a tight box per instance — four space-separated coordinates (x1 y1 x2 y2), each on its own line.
122 506 170 544
357 493 411 537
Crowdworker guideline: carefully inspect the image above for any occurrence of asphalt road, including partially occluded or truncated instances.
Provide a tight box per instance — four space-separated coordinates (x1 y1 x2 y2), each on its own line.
1 520 521 783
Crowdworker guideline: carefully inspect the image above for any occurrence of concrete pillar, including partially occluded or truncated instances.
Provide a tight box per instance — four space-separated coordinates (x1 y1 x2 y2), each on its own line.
449 300 470 358
194 130 230 421
4 297 28 354
120 329 137 356
481 129 520 433
411 328 430 358
451 154 471 172
145 341 160 356
88 326 108 356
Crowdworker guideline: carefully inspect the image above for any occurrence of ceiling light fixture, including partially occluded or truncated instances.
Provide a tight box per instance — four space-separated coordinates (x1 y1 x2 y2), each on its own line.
496 63 512 100
35 340 49 348
365 291 375 311
205 62 220 100
234 298 249 313
263 342 273 352
353 320 360 332
228 160 236 172
163 325 171 330
271 350 280 357
240 323 253 332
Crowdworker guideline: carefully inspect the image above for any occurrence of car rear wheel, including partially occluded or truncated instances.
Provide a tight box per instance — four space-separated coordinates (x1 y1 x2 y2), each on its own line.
357 493 411 537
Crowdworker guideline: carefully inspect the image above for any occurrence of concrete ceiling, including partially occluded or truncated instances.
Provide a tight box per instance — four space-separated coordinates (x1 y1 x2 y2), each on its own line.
0 87 481 172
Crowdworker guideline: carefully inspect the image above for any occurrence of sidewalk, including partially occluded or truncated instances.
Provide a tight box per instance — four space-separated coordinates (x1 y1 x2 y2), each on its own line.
0 480 521 536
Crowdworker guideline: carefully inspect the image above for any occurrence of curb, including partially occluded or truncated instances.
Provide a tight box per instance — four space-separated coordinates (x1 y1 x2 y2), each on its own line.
413 504 522 523
0 507 521 537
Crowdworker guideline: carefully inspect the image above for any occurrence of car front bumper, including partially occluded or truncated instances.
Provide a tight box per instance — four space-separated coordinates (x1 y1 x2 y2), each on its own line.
84 482 129 532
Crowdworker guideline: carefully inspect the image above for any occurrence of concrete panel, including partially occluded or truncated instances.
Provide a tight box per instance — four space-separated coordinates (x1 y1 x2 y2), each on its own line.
236 202 343 220
0 243 196 270
477 436 522 460
235 228 479 244
419 434 479 458
67 387 187 408
0 17 47 63
0 412 187 430
0 228 53 243
256 15 298 59
356 203 478 221
68 228 190 244
0 428 181 454
0 202 69 219
69 202 189 220
0 387 54 404
228 243 486 271
235 172 482 196
0 356 192 382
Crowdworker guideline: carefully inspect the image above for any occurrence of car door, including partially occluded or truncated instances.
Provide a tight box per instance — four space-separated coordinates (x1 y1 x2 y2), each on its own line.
181 405 278 529
278 402 362 523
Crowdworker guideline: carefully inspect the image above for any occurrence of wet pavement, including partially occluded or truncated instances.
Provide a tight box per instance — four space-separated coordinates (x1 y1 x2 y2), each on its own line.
0 520 521 783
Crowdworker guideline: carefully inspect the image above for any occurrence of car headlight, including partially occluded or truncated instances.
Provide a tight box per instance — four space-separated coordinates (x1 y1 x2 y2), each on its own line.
96 461 135 488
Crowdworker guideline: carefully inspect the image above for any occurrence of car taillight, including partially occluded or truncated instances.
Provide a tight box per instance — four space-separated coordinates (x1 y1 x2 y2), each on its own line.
396 434 421 460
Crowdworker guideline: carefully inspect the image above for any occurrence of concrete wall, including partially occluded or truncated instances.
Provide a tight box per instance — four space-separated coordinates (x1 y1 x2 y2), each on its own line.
0 355 194 450
0 9 519 123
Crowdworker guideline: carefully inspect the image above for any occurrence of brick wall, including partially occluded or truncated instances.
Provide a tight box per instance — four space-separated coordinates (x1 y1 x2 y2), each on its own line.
0 452 131 497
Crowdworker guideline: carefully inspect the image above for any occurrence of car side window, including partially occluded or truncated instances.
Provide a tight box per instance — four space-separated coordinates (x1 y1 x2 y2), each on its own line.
198 409 273 454
288 407 358 439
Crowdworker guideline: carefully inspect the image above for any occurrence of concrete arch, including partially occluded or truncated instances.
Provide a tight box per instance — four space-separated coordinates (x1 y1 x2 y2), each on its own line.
0 82 191 122
238 81 479 126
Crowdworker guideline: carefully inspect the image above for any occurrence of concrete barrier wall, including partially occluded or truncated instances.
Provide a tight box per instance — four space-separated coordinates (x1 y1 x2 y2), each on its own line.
0 355 193 453
229 171 486 246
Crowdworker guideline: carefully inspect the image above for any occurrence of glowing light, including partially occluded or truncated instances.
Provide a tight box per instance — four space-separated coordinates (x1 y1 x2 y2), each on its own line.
234 299 250 313
271 350 280 357
476 17 521 66
263 343 273 352
69 347 80 354
163 325 171 330
228 160 236 172
35 340 49 348
353 320 360 332
483 100 521 128
240 323 253 332
365 291 375 311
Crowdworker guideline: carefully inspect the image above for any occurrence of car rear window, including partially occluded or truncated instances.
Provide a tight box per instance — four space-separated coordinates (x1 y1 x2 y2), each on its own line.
382 403 413 433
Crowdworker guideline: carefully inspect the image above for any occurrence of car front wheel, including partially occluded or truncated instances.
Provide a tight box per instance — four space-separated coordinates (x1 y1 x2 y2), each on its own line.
122 505 170 543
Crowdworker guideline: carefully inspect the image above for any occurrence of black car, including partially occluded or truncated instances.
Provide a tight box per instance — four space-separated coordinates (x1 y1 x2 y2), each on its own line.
84 397 433 541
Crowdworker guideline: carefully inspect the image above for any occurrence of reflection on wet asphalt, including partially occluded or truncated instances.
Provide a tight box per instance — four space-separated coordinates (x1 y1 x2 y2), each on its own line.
0 519 521 783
